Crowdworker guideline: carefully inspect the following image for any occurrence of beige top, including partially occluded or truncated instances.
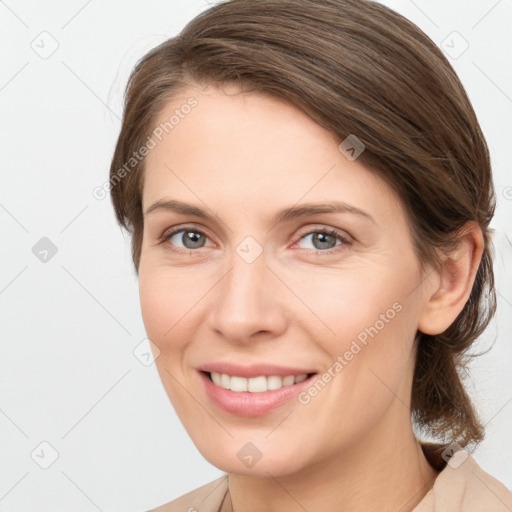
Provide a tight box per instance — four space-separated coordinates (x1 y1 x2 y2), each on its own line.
148 443 512 511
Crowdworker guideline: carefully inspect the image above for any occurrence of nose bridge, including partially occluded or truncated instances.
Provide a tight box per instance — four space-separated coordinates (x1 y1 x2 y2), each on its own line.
208 245 286 341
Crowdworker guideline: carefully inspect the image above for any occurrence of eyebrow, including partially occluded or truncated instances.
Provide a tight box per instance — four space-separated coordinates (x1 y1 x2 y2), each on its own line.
144 199 375 225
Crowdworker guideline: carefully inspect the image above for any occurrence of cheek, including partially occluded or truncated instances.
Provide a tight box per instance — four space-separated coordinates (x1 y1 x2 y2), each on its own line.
287 263 414 348
293 264 420 407
138 267 200 413
139 273 185 359
138 257 208 349
139 271 167 343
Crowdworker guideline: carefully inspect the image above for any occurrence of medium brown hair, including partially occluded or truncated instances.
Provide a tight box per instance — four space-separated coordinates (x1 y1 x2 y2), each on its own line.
109 0 496 448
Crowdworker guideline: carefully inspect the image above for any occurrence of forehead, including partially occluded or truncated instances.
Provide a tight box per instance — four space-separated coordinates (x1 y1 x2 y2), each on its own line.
142 84 403 228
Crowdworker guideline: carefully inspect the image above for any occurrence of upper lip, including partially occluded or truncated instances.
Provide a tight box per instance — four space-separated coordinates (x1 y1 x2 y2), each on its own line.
198 362 317 378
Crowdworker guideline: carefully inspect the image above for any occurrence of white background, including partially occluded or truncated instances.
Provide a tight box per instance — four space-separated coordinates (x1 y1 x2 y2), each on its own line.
0 0 511 510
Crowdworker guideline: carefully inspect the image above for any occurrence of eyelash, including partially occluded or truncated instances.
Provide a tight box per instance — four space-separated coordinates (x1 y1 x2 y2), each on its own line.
159 225 352 256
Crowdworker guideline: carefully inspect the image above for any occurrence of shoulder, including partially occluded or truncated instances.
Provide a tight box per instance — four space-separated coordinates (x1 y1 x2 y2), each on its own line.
415 444 512 512
148 475 229 512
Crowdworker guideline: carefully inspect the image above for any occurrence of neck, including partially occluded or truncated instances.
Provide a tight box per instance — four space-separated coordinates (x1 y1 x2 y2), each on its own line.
226 408 439 512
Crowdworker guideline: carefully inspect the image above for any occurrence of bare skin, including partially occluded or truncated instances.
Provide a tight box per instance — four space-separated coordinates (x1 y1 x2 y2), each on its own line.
138 83 484 512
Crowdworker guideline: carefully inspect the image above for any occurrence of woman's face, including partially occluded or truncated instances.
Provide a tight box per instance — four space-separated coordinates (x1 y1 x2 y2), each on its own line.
139 83 434 476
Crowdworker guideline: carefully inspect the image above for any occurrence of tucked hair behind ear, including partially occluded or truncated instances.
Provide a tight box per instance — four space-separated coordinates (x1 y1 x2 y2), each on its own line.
109 0 496 448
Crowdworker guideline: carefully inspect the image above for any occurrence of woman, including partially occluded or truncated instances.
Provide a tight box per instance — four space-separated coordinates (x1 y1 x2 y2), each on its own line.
108 0 512 510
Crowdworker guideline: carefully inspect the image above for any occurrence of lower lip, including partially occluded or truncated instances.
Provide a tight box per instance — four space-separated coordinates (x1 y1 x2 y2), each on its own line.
198 371 317 417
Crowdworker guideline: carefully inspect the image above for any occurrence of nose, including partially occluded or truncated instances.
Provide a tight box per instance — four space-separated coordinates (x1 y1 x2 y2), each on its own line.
206 250 288 344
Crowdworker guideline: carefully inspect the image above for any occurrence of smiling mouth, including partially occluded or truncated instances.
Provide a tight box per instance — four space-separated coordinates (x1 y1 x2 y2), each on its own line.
202 371 317 393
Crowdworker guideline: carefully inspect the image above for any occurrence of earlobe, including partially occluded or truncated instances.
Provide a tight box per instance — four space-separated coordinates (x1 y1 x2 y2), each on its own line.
417 222 484 336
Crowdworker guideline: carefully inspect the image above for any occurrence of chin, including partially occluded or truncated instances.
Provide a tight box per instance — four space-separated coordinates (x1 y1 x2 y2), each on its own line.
191 435 311 478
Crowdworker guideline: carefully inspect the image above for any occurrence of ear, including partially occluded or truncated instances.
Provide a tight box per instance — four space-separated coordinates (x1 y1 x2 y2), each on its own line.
417 221 484 335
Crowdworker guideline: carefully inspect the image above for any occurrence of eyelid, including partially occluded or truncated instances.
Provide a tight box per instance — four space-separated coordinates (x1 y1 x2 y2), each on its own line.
294 224 353 242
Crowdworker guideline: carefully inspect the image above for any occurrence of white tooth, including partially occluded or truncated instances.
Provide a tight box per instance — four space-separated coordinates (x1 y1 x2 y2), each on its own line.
248 376 268 392
211 372 309 392
220 373 231 389
267 375 283 390
230 375 248 392
282 375 295 386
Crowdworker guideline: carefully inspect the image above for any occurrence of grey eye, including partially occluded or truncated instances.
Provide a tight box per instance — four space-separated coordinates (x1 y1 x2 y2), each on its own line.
169 230 209 249
299 232 342 251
